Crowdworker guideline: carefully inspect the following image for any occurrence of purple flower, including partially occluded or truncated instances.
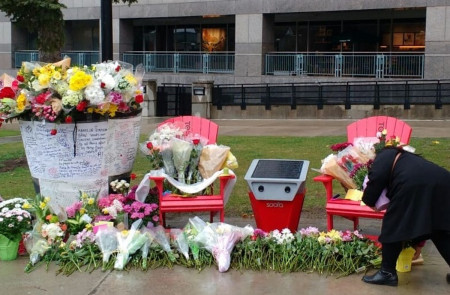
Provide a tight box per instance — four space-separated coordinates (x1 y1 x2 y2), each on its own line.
254 228 267 237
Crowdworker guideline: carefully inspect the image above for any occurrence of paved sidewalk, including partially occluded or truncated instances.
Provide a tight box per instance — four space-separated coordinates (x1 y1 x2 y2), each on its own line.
0 118 449 294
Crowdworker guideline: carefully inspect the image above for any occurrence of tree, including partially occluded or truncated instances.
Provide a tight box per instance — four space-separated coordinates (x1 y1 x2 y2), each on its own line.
0 0 138 62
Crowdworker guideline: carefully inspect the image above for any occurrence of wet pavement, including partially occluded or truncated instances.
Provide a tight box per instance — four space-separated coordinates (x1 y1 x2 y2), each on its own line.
0 118 449 294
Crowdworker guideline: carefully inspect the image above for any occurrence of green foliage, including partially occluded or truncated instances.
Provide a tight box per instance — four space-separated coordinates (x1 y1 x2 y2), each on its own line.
0 0 66 57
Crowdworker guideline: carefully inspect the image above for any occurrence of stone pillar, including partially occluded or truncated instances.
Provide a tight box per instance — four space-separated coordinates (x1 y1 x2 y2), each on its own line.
191 81 214 118
424 6 450 79
235 14 274 80
142 80 157 117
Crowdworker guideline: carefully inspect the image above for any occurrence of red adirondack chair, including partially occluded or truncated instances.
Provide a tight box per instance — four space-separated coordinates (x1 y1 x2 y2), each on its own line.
149 116 235 227
313 116 412 232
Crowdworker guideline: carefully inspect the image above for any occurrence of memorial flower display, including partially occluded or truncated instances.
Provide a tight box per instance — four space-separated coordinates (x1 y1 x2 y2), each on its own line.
0 58 144 132
21 208 381 276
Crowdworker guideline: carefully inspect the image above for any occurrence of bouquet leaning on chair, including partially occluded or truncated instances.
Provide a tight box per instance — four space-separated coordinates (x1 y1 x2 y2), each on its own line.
320 129 414 210
135 121 238 202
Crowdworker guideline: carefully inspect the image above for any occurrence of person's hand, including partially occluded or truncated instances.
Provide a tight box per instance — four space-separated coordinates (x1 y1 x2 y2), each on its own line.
369 206 379 212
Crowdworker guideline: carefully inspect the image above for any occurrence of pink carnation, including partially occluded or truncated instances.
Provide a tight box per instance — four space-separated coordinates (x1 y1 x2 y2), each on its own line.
66 201 83 218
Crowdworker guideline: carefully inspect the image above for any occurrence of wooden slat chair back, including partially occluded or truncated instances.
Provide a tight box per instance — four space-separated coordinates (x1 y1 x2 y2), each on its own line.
150 116 234 227
161 116 218 144
314 116 412 234
347 116 412 145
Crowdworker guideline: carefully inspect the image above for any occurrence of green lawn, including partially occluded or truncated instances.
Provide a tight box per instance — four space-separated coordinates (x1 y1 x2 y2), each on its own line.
1 131 449 217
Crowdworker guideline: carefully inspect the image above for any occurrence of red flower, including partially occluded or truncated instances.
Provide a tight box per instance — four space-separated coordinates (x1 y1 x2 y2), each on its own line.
35 92 48 104
330 142 352 152
65 116 73 123
135 94 144 104
115 65 121 72
146 142 153 150
50 129 57 135
16 75 24 82
76 100 88 112
100 82 106 88
0 87 15 99
193 139 200 145
130 173 137 180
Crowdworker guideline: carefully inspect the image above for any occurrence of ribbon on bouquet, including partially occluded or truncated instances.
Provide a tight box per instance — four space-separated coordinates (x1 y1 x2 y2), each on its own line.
135 168 236 204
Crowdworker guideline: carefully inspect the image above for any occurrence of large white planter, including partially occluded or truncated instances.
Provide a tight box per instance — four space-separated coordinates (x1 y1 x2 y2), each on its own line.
20 112 142 211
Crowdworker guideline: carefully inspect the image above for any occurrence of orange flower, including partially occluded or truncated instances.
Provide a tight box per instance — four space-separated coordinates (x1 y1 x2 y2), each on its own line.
60 223 67 232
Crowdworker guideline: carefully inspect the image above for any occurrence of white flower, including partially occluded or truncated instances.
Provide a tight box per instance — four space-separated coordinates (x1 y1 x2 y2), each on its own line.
80 213 92 224
99 74 116 90
17 216 23 222
84 83 105 105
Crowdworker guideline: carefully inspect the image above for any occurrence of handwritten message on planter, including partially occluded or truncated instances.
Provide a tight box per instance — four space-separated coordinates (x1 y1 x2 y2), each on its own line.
20 116 141 206
21 121 107 179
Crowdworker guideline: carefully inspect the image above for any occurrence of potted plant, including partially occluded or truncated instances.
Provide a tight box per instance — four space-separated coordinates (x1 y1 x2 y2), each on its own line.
0 198 32 260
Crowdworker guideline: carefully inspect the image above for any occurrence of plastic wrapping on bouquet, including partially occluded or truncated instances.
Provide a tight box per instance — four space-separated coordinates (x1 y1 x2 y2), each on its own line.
19 110 142 211
244 159 310 233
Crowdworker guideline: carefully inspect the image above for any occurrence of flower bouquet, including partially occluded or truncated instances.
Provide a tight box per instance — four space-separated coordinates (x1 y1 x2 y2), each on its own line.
95 226 118 268
114 219 148 270
0 58 145 129
194 222 253 272
65 192 99 235
96 180 159 228
136 121 237 201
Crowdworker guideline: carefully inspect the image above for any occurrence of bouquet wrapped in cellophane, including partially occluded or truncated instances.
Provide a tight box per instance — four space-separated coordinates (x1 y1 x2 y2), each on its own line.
194 222 253 272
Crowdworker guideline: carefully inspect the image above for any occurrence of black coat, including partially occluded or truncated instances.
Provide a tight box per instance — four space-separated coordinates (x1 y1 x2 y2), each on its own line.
362 148 450 243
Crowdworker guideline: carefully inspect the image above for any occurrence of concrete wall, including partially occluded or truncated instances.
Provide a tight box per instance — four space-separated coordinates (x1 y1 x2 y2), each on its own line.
424 6 450 79
211 104 450 120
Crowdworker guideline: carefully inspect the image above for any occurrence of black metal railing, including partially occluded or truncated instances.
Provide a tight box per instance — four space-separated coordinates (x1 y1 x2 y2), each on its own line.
212 80 450 110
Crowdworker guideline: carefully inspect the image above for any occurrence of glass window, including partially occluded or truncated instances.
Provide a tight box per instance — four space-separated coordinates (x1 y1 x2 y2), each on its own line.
309 21 340 52
174 26 201 51
274 23 296 51
341 20 378 52
296 23 308 52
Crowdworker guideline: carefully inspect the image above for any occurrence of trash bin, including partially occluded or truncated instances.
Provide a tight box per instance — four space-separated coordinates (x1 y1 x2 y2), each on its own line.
244 159 310 232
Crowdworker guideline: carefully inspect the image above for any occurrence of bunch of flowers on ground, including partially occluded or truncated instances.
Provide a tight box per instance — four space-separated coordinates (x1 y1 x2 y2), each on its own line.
19 177 158 269
0 59 145 132
20 208 381 276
